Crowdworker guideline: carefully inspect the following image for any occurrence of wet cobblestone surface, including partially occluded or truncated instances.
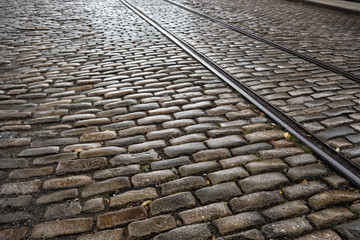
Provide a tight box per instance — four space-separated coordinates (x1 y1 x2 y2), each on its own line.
129 0 360 166
174 0 360 76
1 0 360 239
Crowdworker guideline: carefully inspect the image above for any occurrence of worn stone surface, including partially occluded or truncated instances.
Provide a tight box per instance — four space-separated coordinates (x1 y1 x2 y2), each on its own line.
213 211 265 235
1 0 360 238
297 230 342 240
81 177 131 198
153 223 212 240
56 157 108 175
127 215 177 239
307 208 355 229
262 200 309 221
32 218 94 239
110 188 158 208
36 189 79 204
308 190 360 210
282 181 328 200
150 192 196 216
97 206 147 230
179 202 232 225
77 229 124 240
0 180 41 195
239 172 289 193
261 217 313 238
230 191 285 213
0 228 29 240
161 176 207 196
335 219 360 240
131 170 176 188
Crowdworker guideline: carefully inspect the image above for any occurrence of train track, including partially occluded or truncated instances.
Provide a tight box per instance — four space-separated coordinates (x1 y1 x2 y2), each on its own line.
121 0 360 187
164 0 360 83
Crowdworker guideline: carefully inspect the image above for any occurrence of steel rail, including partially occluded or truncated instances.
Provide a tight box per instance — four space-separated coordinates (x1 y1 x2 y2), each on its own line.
121 0 360 187
164 0 360 83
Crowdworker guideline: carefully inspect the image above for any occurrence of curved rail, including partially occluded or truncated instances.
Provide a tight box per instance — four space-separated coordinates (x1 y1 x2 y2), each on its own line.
164 0 360 83
121 0 360 187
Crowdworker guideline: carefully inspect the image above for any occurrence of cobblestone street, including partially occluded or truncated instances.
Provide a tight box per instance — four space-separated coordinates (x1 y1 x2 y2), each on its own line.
1 0 360 239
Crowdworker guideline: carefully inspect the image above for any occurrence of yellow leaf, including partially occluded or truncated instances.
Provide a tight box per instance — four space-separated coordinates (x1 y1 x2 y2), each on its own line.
300 179 308 184
284 132 291 139
279 190 283 195
141 200 152 207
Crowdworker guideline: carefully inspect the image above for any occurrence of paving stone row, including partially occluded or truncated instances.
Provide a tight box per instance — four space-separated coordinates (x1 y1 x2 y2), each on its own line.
1 0 360 239
129 0 360 167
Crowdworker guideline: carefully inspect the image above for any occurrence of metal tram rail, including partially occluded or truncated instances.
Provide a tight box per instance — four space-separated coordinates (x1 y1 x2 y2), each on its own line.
120 0 360 187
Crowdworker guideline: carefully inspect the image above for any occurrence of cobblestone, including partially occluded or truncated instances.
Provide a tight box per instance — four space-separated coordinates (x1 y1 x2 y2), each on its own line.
110 149 159 166
308 190 360 210
335 219 360 240
261 217 313 238
44 201 82 220
262 200 309 221
36 189 79 204
97 206 147 230
131 170 176 188
56 157 108 175
282 181 328 200
219 155 259 168
179 161 221 176
110 188 158 208
0 180 41 195
150 192 196 215
0 228 28 240
297 230 342 240
9 166 53 179
213 211 265 235
127 215 176 239
208 167 249 184
153 223 212 240
18 146 59 157
82 177 131 198
192 148 231 162
284 153 318 167
286 164 328 182
179 202 231 225
195 182 242 204
231 142 273 155
164 142 207 157
1 0 360 237
239 172 289 193
230 190 285 213
32 218 94 239
77 229 124 240
245 159 288 175
94 165 141 180
83 198 105 213
307 208 355 229
151 156 191 170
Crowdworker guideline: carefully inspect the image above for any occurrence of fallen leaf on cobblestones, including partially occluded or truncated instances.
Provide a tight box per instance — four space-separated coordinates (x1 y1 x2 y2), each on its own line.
74 148 83 153
284 132 291 139
300 179 308 184
141 200 152 207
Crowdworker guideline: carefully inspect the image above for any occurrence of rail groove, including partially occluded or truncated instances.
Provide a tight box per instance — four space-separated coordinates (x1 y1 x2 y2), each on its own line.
121 0 360 187
164 0 360 83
